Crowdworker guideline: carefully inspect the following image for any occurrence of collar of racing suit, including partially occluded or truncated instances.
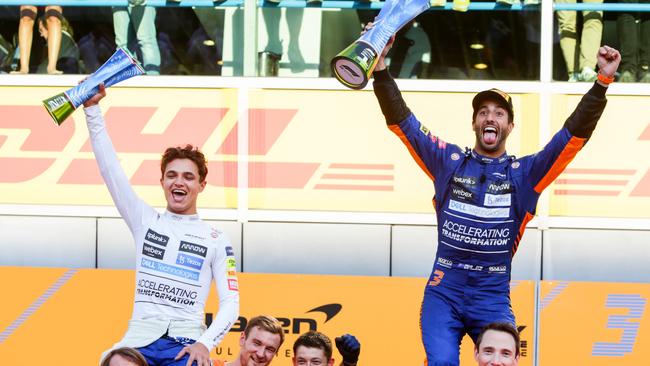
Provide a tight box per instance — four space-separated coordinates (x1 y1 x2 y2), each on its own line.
163 210 201 222
465 147 515 165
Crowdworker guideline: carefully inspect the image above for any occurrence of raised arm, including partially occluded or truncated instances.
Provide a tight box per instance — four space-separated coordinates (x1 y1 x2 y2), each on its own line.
368 26 411 126
564 45 620 140
335 334 361 366
83 84 144 231
527 46 621 193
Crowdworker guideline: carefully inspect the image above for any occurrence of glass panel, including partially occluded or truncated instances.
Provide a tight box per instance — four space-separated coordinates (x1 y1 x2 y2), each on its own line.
0 5 245 76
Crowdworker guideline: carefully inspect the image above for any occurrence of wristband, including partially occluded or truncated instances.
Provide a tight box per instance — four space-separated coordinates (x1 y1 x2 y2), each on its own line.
597 73 615 84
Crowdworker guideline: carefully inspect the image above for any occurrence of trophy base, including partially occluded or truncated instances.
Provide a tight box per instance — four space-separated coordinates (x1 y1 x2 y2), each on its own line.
331 41 378 90
42 92 75 126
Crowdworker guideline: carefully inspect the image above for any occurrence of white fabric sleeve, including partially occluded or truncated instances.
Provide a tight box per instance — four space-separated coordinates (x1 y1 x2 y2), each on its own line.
84 105 145 232
197 236 240 350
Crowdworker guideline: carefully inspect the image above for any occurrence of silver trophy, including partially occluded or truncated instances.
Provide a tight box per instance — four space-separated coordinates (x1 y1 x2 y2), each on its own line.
43 47 144 125
331 0 430 89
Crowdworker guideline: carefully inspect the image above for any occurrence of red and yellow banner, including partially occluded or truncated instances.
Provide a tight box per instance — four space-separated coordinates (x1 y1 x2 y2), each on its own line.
549 94 650 217
0 86 648 217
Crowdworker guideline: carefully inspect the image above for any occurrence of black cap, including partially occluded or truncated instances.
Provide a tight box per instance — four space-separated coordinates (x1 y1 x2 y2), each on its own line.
472 88 514 120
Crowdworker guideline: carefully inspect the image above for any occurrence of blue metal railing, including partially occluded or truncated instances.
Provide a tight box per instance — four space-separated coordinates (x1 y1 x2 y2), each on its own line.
3 1 650 11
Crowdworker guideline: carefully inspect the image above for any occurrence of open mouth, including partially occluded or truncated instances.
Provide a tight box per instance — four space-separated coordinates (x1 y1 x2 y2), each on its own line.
482 126 498 145
171 189 187 201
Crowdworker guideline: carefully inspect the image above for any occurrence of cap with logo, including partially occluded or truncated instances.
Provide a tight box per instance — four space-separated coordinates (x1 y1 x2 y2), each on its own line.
472 88 514 120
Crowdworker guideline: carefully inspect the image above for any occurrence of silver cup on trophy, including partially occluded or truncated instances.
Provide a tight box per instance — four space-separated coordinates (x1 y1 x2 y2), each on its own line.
331 0 431 90
42 47 145 125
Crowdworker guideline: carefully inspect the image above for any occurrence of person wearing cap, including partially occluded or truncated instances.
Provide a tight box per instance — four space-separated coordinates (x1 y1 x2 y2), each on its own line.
365 22 621 366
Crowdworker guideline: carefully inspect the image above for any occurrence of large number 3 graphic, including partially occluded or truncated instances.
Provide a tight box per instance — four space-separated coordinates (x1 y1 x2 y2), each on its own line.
592 294 647 357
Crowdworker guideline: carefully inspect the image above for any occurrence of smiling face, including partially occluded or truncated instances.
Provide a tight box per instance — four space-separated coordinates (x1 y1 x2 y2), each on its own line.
160 158 206 215
472 99 514 157
474 330 520 366
292 346 334 366
238 326 283 366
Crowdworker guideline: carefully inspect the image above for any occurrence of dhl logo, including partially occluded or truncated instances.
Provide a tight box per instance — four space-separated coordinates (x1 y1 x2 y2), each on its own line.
553 122 650 197
0 105 394 191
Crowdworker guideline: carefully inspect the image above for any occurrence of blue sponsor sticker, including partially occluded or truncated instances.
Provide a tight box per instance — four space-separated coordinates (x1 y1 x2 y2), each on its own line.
141 258 199 281
176 253 204 270
225 246 234 256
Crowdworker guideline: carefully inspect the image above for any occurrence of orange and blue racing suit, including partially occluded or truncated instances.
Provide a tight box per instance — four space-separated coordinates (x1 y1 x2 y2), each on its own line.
372 69 608 365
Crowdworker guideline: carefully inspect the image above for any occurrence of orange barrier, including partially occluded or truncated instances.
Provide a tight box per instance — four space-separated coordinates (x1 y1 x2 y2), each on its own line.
2 267 648 365
0 267 535 365
539 281 650 365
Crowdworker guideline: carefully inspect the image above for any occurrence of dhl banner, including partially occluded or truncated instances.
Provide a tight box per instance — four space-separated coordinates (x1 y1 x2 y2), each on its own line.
549 94 650 217
0 267 535 366
0 86 648 217
539 281 650 365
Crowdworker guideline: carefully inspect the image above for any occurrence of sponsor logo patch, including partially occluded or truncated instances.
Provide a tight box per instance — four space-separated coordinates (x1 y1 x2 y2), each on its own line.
455 263 484 271
451 153 460 161
419 124 430 135
228 278 239 291
142 243 165 260
448 199 510 218
225 246 234 256
489 265 507 273
437 257 453 268
511 161 520 169
487 181 513 194
145 229 169 247
141 258 200 281
484 193 512 207
179 241 208 258
451 187 474 201
226 258 237 270
176 253 204 270
452 176 476 186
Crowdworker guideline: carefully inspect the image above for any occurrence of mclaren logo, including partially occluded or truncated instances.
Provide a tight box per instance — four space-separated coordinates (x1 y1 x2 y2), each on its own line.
206 303 343 334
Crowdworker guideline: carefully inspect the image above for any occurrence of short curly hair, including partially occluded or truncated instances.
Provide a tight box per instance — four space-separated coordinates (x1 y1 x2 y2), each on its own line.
160 144 208 183
293 331 333 360
245 315 285 346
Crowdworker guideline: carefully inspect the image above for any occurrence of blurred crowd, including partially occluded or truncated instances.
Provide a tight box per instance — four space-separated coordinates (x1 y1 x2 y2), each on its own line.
0 1 647 82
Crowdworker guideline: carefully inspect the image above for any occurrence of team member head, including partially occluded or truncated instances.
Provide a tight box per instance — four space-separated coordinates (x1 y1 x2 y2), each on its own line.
237 315 285 366
474 322 520 366
159 145 208 215
471 89 515 158
101 347 149 366
293 331 334 366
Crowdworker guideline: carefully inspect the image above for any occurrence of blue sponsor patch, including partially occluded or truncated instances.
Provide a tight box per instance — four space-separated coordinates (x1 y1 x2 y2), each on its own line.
176 253 204 270
141 258 199 281
225 246 234 256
